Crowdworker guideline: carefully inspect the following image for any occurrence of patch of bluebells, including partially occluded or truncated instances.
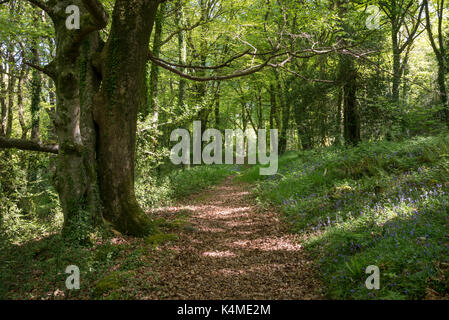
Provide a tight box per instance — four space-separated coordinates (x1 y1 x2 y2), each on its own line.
300 168 449 299
317 189 449 299
250 136 449 299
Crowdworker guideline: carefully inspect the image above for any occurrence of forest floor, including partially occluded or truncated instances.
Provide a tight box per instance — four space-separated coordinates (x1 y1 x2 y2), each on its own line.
143 176 323 299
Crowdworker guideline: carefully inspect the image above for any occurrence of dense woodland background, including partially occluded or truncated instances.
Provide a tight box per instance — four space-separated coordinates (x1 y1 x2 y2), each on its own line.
0 0 449 300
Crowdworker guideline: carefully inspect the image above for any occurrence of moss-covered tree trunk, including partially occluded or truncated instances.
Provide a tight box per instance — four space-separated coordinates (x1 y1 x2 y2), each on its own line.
14 0 161 239
93 0 160 236
43 1 105 240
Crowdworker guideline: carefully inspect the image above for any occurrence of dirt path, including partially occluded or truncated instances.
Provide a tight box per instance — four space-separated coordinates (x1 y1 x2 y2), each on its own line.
147 176 323 299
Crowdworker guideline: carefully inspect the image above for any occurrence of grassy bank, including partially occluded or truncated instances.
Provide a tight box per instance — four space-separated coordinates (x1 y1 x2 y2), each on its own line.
239 135 449 299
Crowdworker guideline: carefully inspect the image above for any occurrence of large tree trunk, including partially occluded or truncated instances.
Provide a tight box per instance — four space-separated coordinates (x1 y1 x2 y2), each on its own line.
94 0 160 236
44 1 105 239
1 0 162 240
54 34 104 238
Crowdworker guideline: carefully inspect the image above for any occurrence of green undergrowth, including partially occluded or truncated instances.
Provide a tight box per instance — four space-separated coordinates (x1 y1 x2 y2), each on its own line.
0 155 235 299
240 135 449 300
135 164 237 210
0 231 173 299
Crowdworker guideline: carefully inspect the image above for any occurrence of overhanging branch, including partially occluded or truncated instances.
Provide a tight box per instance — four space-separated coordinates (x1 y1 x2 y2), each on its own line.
0 137 59 154
24 61 56 79
148 50 273 82
151 49 252 70
25 0 53 16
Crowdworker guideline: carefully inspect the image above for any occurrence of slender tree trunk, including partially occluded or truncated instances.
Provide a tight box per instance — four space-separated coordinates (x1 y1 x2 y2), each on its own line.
335 86 343 146
177 0 187 109
148 2 166 125
269 83 279 130
436 58 449 122
17 63 28 140
337 0 360 145
338 55 360 146
30 46 41 141
0 49 7 136
424 0 449 127
214 83 221 128
6 50 15 138
280 103 290 153
342 64 360 145
257 90 263 130
392 31 401 105
277 76 289 154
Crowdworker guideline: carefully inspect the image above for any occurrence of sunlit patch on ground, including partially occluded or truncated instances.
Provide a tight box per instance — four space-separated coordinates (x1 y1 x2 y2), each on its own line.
229 237 303 252
202 250 236 258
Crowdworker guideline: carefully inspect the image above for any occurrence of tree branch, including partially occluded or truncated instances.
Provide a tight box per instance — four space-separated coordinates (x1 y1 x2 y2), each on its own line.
24 61 56 79
0 136 58 154
148 51 273 82
25 0 53 16
151 49 252 70
82 0 109 29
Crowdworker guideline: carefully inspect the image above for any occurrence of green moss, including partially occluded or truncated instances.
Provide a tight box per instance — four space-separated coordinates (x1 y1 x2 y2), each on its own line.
144 233 178 247
92 270 135 298
79 41 89 95
155 218 188 230
105 37 120 104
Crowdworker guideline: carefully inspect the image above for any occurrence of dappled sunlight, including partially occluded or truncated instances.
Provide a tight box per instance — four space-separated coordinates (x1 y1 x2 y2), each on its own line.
202 250 237 258
142 176 322 299
197 226 227 233
228 237 303 252
224 219 258 228
212 263 293 278
213 268 245 277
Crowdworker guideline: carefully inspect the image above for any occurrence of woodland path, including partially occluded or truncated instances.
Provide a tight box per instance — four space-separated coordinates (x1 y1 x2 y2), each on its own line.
147 176 323 299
